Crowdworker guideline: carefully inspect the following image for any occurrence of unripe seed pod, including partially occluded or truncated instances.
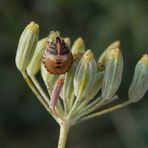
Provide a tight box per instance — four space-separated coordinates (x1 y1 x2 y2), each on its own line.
15 22 39 71
87 72 104 100
27 38 47 75
60 60 77 100
63 37 71 47
74 50 97 100
102 48 123 101
97 41 120 71
48 31 60 42
71 37 85 59
129 54 148 103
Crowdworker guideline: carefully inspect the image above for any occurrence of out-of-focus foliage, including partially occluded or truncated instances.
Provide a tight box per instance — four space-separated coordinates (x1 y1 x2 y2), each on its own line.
0 0 148 148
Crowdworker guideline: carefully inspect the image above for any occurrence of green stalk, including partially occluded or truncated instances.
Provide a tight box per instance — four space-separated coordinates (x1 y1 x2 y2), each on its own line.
22 71 58 121
77 97 103 115
58 123 70 148
22 71 49 110
77 96 102 113
77 101 131 124
67 97 80 118
29 75 50 106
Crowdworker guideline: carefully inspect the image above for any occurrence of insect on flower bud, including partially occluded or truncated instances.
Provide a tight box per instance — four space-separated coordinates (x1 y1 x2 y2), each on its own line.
15 21 39 72
129 54 148 103
74 50 97 100
27 38 47 75
97 41 120 71
42 31 73 74
71 37 85 59
102 48 123 101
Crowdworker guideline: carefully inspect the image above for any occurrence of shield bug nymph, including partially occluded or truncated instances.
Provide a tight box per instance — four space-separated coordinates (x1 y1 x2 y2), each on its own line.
43 32 73 74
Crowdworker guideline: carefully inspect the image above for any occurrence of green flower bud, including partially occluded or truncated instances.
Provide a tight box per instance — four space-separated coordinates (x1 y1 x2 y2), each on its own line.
87 72 104 100
74 50 97 100
27 38 47 75
15 22 39 71
41 64 59 93
71 37 85 59
61 61 77 100
102 48 123 101
97 41 120 71
48 31 60 42
63 37 71 47
129 54 148 103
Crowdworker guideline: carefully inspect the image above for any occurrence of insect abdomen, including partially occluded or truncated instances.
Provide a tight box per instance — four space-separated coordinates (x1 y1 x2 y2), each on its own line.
43 52 73 74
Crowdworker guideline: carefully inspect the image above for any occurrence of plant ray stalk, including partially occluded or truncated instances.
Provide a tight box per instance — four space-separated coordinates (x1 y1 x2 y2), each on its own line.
77 96 102 113
22 71 48 108
78 101 131 124
21 71 57 120
29 74 51 105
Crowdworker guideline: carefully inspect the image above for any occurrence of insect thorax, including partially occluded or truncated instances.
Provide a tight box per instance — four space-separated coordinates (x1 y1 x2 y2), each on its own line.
47 37 70 56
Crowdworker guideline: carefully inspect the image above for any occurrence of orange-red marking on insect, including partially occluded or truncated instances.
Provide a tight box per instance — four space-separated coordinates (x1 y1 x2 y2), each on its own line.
50 77 65 109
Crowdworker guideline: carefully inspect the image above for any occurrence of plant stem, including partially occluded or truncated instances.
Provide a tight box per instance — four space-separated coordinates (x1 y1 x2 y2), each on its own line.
23 72 63 121
58 123 70 148
77 101 131 124
22 71 49 111
29 75 50 106
78 96 103 113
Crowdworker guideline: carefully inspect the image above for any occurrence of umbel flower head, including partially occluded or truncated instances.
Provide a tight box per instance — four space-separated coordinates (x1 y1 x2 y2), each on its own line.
15 22 148 148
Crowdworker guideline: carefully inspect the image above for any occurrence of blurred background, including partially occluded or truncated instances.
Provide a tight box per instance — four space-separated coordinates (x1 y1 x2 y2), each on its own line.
0 0 148 147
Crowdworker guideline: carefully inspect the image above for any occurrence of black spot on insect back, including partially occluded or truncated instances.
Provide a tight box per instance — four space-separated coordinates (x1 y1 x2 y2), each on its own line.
48 48 57 55
60 46 70 55
46 37 70 56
